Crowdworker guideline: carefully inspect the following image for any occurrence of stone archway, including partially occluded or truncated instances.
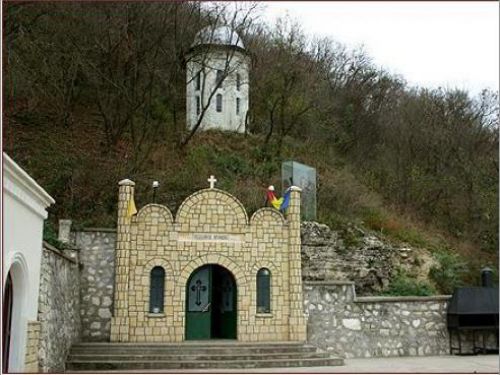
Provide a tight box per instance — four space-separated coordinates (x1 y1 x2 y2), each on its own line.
185 264 237 340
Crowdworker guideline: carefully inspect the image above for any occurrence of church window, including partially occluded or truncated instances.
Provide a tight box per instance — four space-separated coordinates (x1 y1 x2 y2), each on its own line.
236 73 241 91
236 98 240 115
216 94 223 112
196 96 201 115
216 70 224 87
256 268 271 313
195 71 201 91
149 266 165 313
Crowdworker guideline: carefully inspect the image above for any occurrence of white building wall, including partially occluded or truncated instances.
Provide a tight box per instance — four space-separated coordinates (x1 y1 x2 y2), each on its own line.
2 153 54 372
186 49 249 133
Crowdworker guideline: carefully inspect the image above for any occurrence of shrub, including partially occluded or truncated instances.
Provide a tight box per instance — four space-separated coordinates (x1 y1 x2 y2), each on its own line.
382 268 436 296
43 221 65 249
429 249 467 294
212 152 250 176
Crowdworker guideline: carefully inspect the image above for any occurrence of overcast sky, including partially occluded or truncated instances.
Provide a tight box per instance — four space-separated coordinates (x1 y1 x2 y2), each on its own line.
261 1 499 96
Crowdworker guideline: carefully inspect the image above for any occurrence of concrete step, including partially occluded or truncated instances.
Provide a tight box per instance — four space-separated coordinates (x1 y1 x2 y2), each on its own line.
71 341 309 349
68 351 332 362
70 344 318 355
66 357 344 371
65 342 344 371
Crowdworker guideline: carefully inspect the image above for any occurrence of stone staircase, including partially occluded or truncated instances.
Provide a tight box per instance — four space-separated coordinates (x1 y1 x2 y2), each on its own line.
65 341 344 371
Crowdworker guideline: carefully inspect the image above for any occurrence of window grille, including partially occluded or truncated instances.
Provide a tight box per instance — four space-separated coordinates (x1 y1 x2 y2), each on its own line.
149 266 165 313
256 268 271 313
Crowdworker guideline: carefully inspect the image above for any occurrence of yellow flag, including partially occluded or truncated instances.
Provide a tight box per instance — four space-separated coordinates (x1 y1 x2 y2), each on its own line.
271 197 283 210
127 197 137 217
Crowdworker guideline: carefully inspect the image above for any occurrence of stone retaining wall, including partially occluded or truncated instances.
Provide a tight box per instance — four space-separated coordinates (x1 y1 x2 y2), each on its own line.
38 243 81 372
304 282 498 358
73 229 116 341
304 281 452 358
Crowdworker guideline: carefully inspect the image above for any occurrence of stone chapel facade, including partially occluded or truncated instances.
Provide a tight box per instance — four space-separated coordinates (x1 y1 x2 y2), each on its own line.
110 179 306 343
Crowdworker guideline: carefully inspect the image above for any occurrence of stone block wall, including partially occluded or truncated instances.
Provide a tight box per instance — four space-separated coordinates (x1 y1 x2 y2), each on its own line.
304 281 451 358
304 281 499 358
73 229 116 341
24 321 41 372
38 243 81 372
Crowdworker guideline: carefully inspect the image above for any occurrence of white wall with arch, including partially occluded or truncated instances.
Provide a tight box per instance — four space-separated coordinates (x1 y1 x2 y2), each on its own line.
3 153 55 371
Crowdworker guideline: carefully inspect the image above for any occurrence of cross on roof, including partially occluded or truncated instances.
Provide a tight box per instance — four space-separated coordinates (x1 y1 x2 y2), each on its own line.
208 175 217 189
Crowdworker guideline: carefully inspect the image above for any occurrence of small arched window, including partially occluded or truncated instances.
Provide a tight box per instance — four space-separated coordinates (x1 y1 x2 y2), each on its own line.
216 70 224 87
256 268 271 313
195 71 201 91
236 73 241 91
195 96 201 115
216 94 223 112
236 98 240 115
149 266 165 313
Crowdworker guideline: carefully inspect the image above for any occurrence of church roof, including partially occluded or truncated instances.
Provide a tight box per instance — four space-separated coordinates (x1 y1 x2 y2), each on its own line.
192 25 245 49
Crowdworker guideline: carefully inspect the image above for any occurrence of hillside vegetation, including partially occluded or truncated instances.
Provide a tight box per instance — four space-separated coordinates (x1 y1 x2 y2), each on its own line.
3 2 498 291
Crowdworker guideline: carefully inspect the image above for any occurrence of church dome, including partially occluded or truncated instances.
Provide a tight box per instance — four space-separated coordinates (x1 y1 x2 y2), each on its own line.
192 25 245 49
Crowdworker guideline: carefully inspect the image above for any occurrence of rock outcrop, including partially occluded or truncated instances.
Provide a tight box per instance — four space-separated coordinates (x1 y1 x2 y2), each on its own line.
300 221 428 295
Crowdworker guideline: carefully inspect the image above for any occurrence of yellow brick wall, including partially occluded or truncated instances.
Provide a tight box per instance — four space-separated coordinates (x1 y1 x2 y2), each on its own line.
111 182 306 343
24 321 40 372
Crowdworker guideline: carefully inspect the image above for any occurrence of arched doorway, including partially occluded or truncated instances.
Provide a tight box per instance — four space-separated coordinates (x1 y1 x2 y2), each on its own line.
3 272 13 372
185 264 237 340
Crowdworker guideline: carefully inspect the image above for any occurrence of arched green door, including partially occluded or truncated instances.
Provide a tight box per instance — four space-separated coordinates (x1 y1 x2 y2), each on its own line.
185 265 237 340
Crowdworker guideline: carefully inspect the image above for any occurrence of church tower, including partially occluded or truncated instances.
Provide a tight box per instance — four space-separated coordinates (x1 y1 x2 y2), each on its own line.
185 26 250 133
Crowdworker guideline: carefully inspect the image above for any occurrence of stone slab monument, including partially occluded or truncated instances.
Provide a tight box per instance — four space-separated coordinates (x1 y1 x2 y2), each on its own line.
282 161 317 220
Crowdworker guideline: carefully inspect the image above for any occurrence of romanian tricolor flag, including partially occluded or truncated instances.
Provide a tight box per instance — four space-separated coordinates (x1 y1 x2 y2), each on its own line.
266 186 291 212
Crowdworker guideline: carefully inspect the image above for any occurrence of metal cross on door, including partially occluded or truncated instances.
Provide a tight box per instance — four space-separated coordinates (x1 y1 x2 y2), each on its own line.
188 268 210 312
192 280 207 306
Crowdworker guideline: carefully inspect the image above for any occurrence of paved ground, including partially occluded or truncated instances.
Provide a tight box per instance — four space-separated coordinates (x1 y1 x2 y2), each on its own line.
70 354 499 373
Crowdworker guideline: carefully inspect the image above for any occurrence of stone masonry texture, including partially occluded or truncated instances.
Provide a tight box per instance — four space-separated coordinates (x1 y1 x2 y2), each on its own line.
38 243 81 372
110 182 307 343
24 321 41 372
303 282 497 358
304 282 450 358
73 229 116 341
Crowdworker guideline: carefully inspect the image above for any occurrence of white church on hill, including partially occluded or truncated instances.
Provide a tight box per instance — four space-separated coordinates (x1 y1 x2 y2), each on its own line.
185 25 250 133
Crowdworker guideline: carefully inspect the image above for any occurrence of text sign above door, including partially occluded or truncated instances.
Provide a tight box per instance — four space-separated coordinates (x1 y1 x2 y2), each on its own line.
178 233 243 243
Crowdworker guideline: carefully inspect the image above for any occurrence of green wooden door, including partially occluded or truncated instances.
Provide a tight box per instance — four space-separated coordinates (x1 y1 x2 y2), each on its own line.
186 266 212 340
